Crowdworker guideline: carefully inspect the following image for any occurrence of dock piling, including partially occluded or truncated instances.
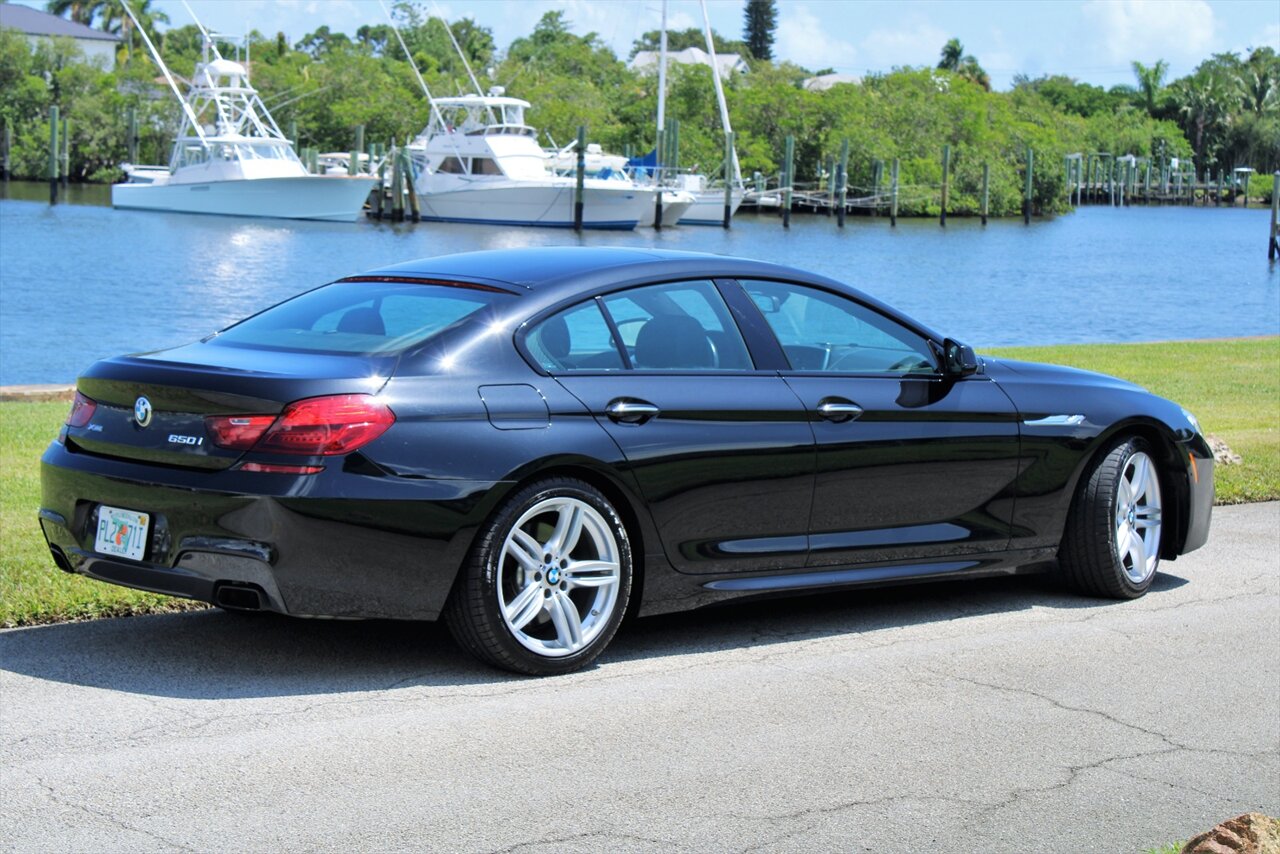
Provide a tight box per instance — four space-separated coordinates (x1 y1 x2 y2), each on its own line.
836 139 848 228
1024 146 1034 224
1269 171 1278 260
402 151 420 222
390 148 404 222
351 125 364 176
782 135 794 229
722 130 734 228
61 117 69 185
981 162 990 225
48 105 58 205
940 144 950 226
890 158 899 227
127 107 138 165
287 119 297 150
573 125 586 232
2 119 9 180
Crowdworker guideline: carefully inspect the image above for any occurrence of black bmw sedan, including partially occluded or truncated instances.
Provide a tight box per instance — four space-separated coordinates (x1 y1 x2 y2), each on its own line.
39 247 1213 674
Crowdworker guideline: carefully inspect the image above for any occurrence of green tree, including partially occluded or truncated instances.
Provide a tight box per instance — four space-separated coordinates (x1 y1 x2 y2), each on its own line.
937 38 989 91
743 0 777 62
1131 59 1168 116
630 27 747 60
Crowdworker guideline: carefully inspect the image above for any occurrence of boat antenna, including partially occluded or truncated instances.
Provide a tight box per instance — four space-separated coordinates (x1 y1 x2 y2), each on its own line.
120 0 209 147
378 0 448 130
430 0 485 98
698 0 740 185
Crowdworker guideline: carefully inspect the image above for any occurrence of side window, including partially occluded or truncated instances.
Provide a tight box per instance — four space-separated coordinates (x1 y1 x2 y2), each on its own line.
742 280 936 374
601 281 753 371
526 301 624 372
437 157 467 174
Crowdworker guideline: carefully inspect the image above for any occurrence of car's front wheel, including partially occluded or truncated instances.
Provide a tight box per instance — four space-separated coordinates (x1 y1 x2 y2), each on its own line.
445 478 632 675
1060 436 1164 598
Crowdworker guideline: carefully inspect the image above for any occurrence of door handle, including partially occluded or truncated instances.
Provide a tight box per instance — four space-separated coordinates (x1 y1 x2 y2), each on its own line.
605 399 660 424
817 400 863 422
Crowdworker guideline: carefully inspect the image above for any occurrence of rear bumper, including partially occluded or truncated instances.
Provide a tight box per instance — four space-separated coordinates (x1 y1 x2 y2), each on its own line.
39 440 505 620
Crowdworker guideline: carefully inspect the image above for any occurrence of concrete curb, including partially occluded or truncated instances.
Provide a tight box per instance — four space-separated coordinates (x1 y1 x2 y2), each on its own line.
0 384 75 402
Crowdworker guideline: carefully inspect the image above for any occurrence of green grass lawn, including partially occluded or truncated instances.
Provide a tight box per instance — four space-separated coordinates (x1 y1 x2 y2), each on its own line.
0 401 203 627
987 337 1279 505
1 337 1276 627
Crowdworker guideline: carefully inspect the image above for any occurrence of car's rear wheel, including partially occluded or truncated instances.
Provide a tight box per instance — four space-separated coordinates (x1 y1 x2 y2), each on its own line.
1060 436 1164 598
445 478 632 675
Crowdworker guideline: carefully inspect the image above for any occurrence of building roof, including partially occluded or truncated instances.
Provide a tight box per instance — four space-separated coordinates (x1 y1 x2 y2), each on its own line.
802 73 862 92
630 46 748 80
0 4 122 42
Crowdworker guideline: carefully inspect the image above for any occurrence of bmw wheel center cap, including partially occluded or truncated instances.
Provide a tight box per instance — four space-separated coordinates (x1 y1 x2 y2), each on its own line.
134 396 153 427
547 567 561 585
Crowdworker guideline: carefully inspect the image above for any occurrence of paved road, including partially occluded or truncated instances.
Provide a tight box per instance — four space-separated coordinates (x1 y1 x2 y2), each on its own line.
2 503 1277 853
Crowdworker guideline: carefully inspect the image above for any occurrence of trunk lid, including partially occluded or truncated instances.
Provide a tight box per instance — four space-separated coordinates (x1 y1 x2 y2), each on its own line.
67 341 395 470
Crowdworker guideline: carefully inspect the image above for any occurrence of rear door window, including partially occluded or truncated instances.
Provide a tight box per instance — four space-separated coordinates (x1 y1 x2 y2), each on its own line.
601 281 753 371
525 301 624 372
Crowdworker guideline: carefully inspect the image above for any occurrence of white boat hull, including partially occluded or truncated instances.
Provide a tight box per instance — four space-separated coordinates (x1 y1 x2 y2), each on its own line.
678 188 745 225
636 191 697 227
418 181 652 230
111 175 377 222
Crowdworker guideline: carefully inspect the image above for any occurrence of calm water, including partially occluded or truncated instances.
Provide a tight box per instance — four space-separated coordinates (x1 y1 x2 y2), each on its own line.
1 181 1277 385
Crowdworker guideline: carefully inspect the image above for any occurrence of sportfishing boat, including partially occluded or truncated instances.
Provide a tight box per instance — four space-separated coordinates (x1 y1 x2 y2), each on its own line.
406 92 654 229
111 16 375 222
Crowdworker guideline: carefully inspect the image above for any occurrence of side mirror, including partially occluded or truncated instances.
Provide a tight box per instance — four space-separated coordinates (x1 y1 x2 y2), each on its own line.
943 338 979 377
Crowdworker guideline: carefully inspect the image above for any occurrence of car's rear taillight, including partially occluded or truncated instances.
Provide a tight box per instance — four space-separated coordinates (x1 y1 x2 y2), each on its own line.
66 391 96 428
257 394 395 455
205 395 394 457
205 414 277 450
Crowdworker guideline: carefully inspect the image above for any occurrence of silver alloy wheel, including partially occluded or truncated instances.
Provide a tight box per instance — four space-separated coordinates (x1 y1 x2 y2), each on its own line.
496 496 621 658
1115 450 1162 584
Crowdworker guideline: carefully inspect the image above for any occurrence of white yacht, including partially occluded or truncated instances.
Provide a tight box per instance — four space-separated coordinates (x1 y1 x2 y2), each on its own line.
673 173 745 225
111 32 375 222
407 93 654 230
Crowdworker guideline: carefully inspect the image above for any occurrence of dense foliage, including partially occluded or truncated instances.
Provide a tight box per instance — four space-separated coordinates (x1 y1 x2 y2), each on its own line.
1 2 1275 216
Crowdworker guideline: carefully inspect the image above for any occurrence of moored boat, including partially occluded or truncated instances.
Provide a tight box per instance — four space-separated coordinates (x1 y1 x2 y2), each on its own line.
110 15 375 223
407 93 655 230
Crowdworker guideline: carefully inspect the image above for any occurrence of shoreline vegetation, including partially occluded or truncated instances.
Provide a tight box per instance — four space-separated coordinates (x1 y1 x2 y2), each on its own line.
1 337 1275 629
1 6 1277 217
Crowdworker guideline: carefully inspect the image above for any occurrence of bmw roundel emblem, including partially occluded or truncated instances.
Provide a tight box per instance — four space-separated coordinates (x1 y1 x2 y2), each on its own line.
134 396 153 427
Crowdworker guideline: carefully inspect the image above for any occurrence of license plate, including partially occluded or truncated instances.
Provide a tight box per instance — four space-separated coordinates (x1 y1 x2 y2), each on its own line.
94 505 150 562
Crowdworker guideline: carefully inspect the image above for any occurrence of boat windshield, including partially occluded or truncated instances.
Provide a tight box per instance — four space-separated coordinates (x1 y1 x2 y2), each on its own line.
171 139 299 169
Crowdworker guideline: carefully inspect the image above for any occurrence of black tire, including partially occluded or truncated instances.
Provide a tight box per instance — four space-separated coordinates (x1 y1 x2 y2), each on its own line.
444 478 633 676
1059 436 1162 599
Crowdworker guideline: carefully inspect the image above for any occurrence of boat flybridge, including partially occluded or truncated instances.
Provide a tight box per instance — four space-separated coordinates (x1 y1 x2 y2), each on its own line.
112 29 376 222
406 92 655 229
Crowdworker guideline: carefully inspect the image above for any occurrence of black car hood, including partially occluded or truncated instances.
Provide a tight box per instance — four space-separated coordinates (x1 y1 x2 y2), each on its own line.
983 357 1146 394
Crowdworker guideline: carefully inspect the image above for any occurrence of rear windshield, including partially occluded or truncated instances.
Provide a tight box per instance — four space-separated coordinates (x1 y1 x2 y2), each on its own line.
208 281 512 355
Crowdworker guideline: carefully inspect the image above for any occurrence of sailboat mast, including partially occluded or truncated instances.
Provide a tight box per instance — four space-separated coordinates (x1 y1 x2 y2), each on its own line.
120 0 208 146
656 0 668 136
698 0 740 185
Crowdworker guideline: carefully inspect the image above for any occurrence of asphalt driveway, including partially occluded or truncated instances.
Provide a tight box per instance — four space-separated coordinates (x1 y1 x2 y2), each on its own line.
2 502 1276 853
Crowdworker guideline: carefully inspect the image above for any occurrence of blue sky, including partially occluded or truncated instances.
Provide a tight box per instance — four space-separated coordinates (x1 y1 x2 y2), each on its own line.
16 0 1280 90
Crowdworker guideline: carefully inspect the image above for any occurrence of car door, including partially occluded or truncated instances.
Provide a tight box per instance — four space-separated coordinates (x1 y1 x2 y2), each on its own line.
735 279 1021 569
522 279 815 575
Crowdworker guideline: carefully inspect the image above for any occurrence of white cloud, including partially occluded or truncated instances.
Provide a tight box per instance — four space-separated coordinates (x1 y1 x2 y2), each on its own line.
1081 0 1219 63
777 3 857 70
856 14 949 71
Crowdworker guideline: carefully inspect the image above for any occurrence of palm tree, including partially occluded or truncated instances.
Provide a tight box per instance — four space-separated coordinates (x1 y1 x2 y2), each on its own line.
1173 69 1234 168
1131 59 1168 116
45 0 105 26
97 0 170 62
1238 47 1279 115
937 39 989 90
938 38 964 72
